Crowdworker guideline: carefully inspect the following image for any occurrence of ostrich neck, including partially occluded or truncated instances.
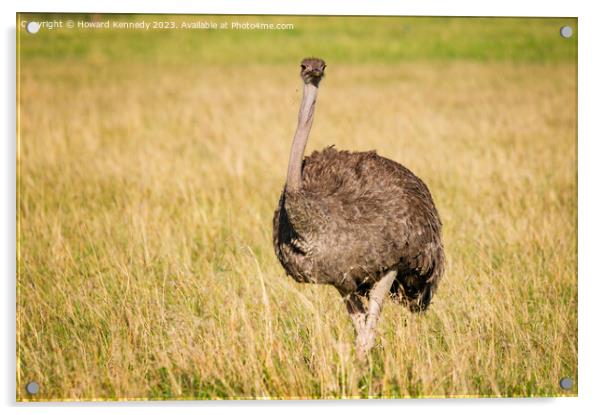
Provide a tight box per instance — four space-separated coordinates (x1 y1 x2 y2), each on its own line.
286 83 319 193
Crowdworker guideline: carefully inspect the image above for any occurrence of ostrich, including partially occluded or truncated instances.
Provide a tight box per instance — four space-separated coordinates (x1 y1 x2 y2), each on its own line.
273 57 445 357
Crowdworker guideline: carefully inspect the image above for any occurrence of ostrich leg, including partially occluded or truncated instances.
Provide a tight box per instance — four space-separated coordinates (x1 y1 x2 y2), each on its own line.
357 269 398 357
340 292 367 338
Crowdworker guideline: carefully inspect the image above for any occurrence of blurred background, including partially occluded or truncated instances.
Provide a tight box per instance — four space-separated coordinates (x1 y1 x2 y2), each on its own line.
19 14 576 63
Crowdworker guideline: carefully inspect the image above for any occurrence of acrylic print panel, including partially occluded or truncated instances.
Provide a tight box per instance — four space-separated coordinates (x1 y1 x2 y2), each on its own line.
16 13 577 401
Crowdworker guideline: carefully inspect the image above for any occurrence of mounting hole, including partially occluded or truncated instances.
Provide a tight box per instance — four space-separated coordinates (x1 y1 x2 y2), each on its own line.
559 377 574 390
25 381 40 394
559 25 573 39
26 21 41 34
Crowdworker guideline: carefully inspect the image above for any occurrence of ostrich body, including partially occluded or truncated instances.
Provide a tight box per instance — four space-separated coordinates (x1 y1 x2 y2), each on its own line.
273 58 445 357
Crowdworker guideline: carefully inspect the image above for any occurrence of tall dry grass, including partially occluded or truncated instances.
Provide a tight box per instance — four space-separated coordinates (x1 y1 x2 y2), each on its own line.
17 61 576 399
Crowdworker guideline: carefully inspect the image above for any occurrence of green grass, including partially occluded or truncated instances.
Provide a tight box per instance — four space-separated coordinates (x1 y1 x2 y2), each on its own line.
17 14 577 400
19 14 576 64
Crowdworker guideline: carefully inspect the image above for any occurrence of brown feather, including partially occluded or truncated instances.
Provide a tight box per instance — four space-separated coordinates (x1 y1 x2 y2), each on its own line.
273 146 445 312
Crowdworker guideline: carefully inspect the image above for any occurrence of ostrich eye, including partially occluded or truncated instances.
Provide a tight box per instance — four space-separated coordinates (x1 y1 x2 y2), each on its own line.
301 64 307 70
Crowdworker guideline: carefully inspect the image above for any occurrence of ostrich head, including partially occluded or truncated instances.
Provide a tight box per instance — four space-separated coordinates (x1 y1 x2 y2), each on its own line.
300 57 326 86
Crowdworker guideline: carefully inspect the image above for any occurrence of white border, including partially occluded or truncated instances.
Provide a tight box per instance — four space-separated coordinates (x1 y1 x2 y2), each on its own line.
3 1 601 415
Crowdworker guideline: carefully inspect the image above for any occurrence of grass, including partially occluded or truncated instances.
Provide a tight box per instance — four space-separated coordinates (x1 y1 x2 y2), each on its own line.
19 14 576 64
17 15 577 400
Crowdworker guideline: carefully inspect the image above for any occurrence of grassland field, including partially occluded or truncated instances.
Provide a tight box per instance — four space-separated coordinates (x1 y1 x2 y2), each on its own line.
17 15 577 400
